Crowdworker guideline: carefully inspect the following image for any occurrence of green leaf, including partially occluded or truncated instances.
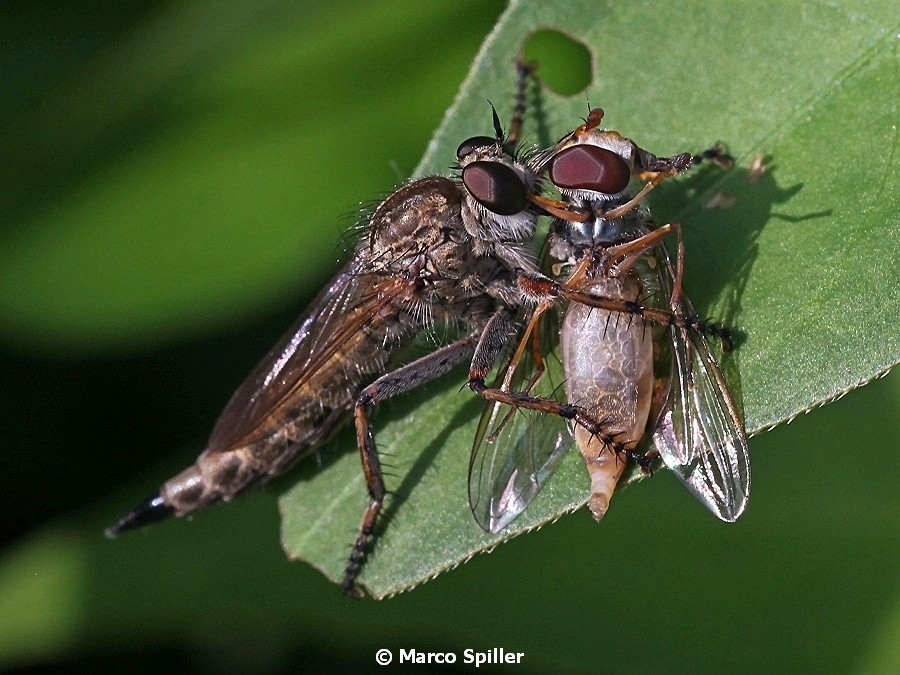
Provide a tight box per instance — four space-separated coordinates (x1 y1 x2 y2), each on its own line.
280 0 899 597
1 3 898 672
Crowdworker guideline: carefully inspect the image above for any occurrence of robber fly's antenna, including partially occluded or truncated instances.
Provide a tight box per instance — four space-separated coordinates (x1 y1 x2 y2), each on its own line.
489 102 505 143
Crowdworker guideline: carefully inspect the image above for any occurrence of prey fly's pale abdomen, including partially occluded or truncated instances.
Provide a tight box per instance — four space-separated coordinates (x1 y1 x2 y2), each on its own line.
560 275 654 520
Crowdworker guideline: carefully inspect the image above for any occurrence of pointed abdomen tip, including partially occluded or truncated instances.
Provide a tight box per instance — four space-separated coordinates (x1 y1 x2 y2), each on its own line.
105 492 174 538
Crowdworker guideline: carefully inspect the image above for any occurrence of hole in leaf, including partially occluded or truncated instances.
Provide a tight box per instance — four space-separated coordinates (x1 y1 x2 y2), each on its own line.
523 30 592 96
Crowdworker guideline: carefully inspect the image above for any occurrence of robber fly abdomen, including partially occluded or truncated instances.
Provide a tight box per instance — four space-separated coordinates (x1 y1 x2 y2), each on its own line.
149 192 506 522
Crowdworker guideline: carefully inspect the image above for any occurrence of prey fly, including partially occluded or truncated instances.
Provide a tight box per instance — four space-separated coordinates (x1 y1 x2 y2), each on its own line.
468 108 750 532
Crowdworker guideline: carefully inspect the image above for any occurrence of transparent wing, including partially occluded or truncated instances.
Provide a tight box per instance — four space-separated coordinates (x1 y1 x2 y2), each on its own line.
651 251 751 521
208 257 399 452
468 305 571 533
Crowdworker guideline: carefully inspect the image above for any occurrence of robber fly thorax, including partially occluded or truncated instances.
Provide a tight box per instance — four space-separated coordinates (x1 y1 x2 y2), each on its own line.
107 65 547 595
468 108 749 533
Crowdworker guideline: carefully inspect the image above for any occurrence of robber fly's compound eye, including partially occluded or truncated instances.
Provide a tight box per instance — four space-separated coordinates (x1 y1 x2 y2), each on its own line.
456 136 497 160
549 145 632 195
462 161 528 216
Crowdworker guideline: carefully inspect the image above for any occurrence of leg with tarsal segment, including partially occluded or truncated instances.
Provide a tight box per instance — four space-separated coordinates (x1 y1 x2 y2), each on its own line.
691 142 735 170
468 370 653 471
466 308 652 471
518 225 734 351
343 335 480 596
469 224 733 470
501 57 538 151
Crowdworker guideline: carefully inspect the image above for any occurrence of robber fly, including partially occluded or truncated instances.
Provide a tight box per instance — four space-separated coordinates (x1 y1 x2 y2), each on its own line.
468 109 750 533
107 65 546 595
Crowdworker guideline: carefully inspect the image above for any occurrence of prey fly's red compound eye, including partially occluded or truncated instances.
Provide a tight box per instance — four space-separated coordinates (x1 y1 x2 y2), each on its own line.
462 161 528 215
456 136 497 160
549 145 631 194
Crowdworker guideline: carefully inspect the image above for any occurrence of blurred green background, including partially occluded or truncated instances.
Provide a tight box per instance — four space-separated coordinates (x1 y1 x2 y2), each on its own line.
1 1 897 673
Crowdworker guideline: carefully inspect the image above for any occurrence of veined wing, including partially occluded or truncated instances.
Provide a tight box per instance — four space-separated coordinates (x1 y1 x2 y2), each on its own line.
468 304 570 533
208 257 399 453
651 251 751 521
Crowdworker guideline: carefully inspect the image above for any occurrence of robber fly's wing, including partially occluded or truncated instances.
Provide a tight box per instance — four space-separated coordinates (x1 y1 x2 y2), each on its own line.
208 257 394 452
469 305 571 534
652 283 751 522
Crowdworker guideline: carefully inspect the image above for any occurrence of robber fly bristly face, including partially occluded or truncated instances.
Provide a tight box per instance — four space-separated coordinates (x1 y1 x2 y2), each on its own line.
107 64 548 596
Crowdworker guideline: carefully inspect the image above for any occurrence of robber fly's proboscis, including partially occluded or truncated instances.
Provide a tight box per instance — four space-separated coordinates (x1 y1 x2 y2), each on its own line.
468 108 750 533
107 64 546 596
